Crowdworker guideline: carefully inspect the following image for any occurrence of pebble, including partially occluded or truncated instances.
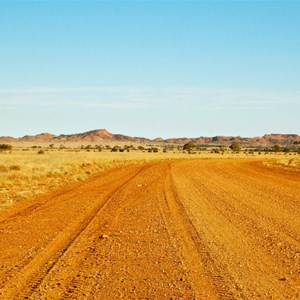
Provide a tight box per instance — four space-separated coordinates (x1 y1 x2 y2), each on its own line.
100 234 109 239
278 277 287 281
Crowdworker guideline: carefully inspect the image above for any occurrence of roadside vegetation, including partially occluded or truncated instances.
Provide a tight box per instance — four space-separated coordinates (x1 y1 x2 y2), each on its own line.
0 143 299 210
0 144 12 151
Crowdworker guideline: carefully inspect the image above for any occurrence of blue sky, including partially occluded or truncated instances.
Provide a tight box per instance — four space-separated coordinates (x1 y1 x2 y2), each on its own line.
0 1 299 139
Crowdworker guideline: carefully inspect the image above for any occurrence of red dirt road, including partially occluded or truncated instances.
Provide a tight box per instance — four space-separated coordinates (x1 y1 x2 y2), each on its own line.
0 159 299 299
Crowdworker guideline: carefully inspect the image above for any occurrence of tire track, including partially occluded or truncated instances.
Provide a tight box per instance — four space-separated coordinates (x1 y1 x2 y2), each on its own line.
54 196 147 300
0 167 133 227
0 165 148 299
188 175 300 294
31 161 194 299
159 163 236 299
170 159 300 299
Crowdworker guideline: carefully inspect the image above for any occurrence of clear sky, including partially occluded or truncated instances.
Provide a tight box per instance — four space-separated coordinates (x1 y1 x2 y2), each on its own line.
0 0 299 139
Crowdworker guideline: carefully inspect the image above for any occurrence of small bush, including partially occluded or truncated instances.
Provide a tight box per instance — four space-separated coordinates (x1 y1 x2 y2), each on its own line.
0 166 8 172
230 143 241 152
111 146 120 152
0 144 12 151
183 142 195 151
273 144 281 153
37 150 45 154
10 165 21 171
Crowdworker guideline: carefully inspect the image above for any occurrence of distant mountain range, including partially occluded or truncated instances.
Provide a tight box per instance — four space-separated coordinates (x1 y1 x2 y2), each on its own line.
0 129 299 146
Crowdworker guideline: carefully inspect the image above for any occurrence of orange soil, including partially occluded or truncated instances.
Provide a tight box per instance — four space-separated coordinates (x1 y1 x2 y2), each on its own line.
0 159 299 299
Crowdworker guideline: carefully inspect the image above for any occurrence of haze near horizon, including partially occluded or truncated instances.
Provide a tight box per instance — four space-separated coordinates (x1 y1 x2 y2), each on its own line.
0 1 299 139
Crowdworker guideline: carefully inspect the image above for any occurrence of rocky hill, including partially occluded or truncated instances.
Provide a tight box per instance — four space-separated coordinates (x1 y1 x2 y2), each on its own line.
0 130 299 146
164 134 300 146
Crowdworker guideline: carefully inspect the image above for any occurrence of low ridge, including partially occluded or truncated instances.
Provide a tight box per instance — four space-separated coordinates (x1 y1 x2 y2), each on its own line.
0 130 299 146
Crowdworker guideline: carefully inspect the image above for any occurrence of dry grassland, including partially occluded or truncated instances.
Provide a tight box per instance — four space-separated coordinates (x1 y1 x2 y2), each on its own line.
0 148 298 210
263 157 300 172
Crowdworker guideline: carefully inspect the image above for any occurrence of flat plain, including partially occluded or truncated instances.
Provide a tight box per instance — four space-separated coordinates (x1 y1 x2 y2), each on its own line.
0 156 299 299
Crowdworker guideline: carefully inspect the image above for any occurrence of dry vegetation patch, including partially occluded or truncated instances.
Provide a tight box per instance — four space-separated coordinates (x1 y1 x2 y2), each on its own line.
263 157 300 172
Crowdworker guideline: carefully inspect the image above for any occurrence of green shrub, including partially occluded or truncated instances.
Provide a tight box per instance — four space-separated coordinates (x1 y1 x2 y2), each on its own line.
183 142 195 151
229 143 241 152
111 146 120 152
273 144 281 153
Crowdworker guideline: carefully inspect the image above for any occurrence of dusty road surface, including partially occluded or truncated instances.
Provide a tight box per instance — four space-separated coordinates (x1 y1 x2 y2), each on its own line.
0 159 299 299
